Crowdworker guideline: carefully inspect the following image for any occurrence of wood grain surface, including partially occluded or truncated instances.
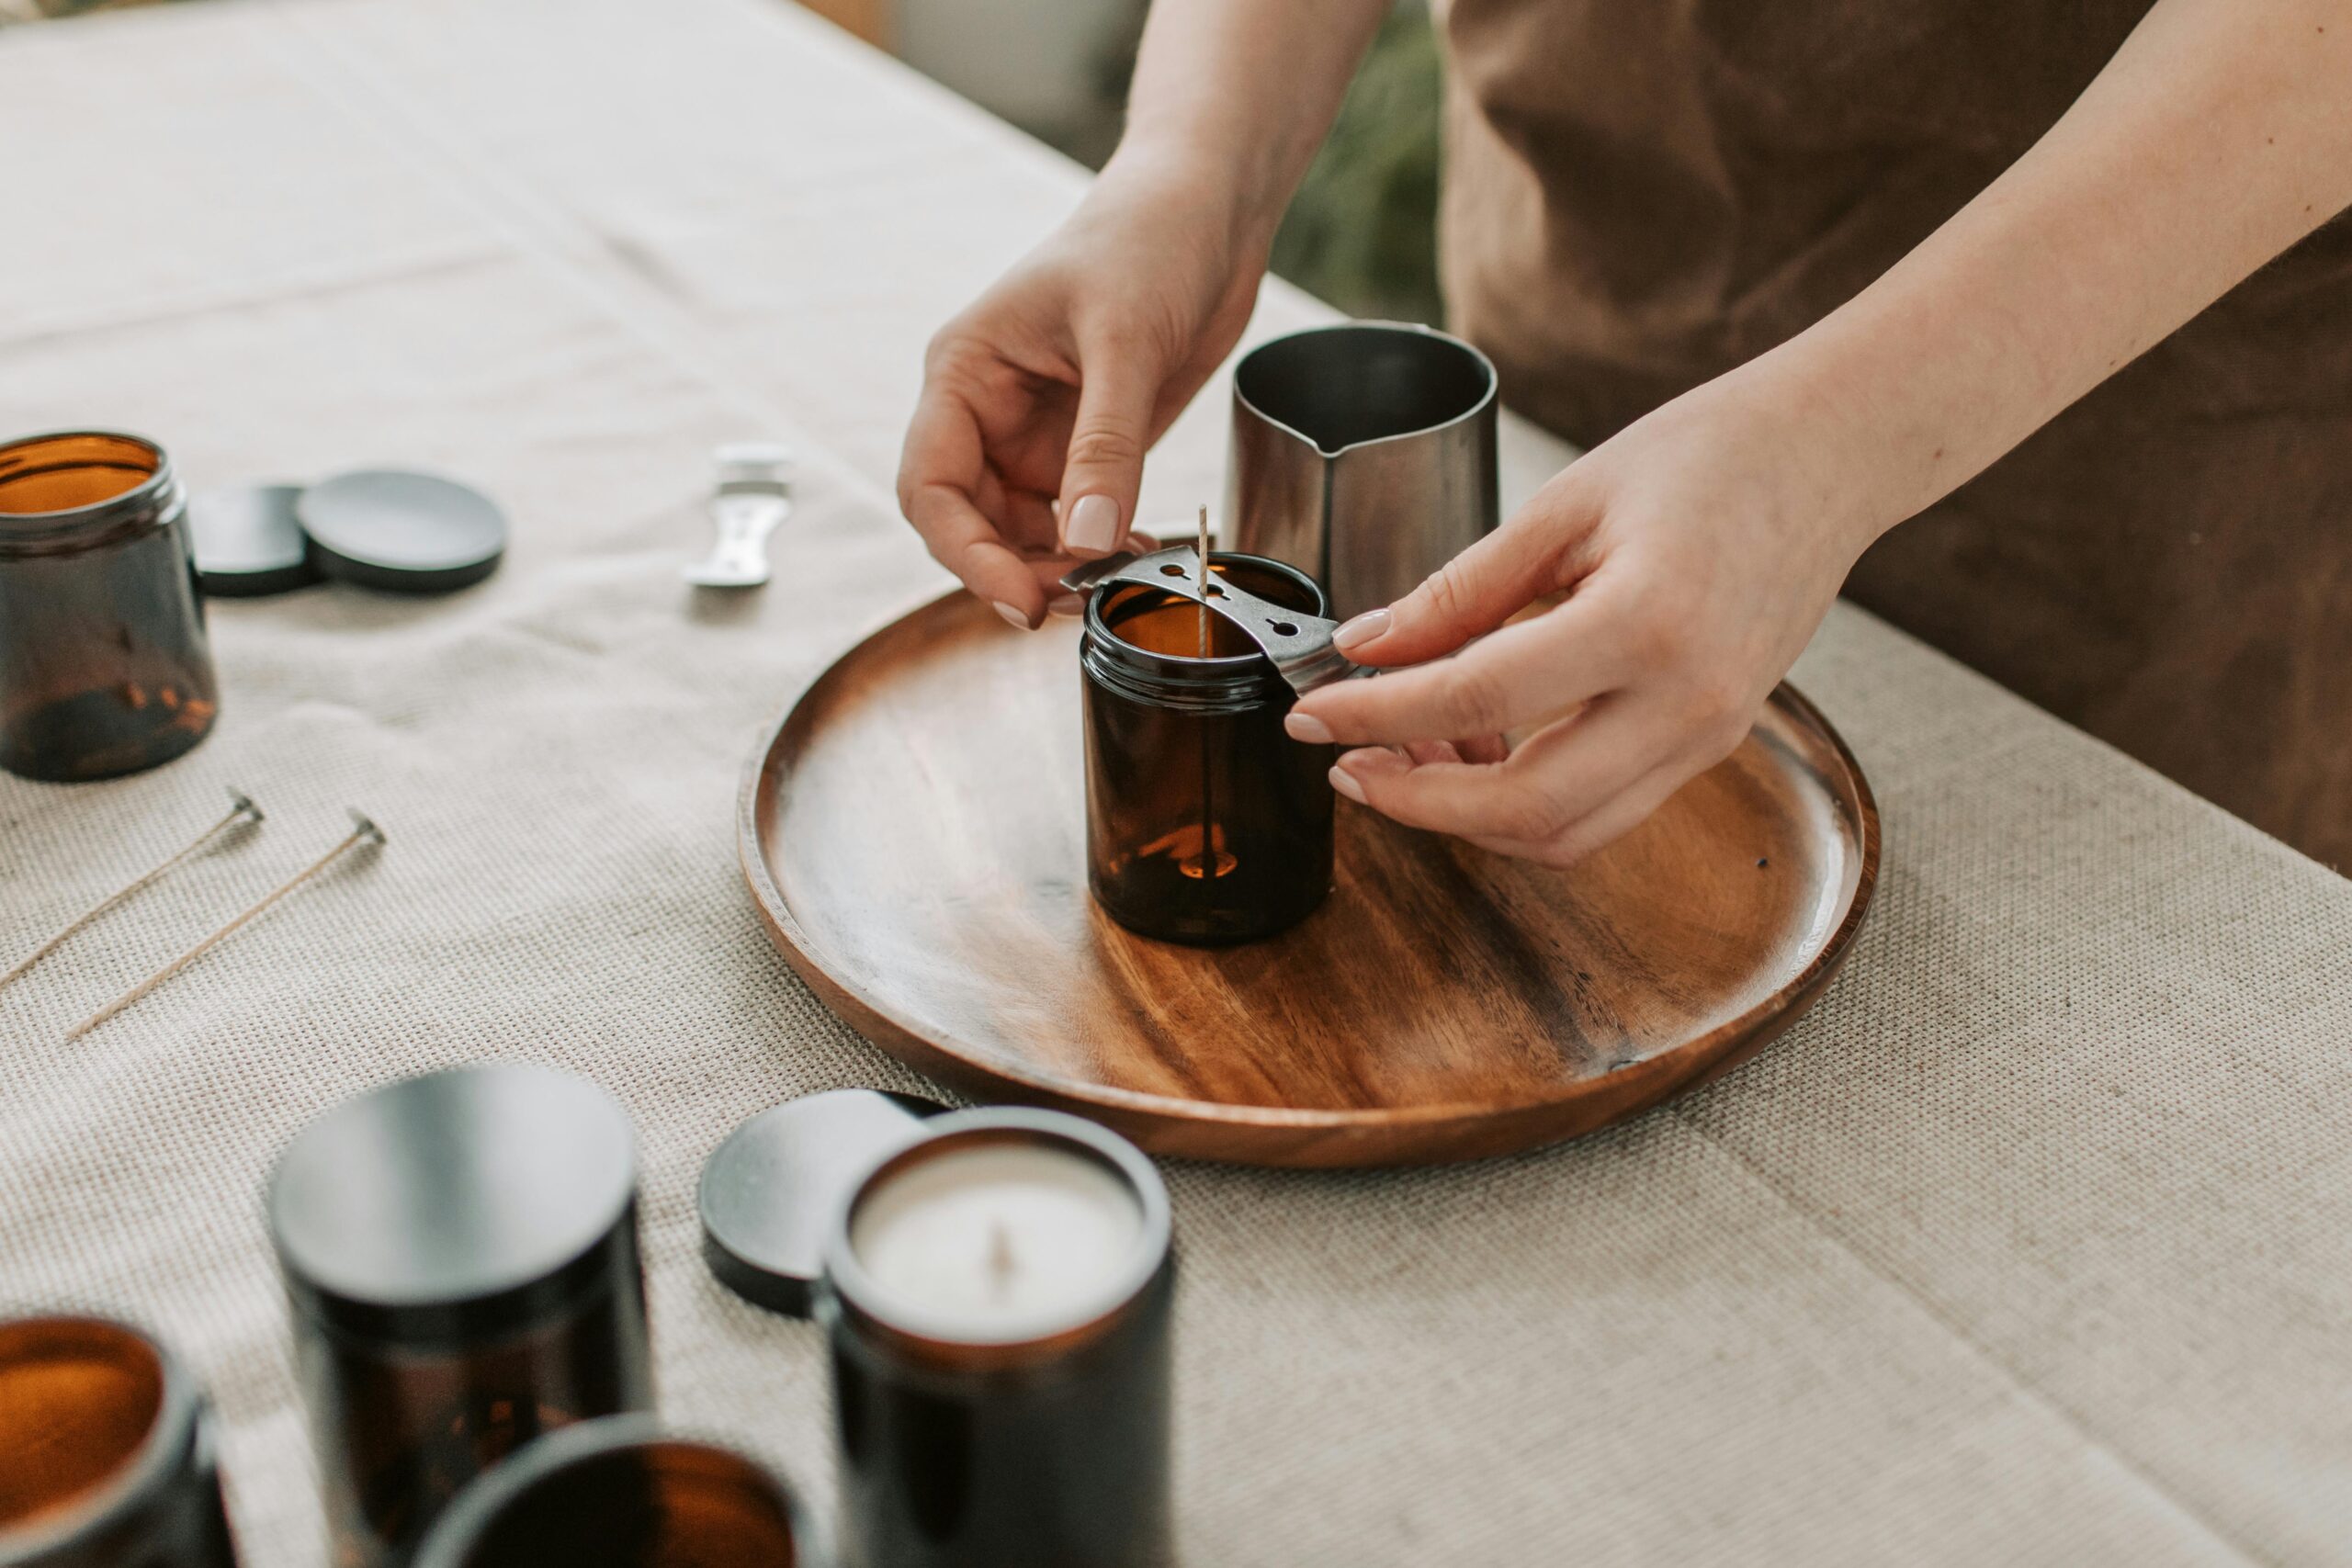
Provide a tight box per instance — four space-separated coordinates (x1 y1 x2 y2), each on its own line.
741 590 1879 1168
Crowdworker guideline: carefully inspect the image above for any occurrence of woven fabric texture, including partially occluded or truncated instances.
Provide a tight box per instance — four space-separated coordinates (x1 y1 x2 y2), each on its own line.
2 2 2347 1564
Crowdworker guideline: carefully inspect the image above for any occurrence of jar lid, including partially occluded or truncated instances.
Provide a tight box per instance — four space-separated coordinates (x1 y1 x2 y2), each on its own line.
698 1089 947 1317
267 1064 638 1341
294 468 506 594
188 484 320 597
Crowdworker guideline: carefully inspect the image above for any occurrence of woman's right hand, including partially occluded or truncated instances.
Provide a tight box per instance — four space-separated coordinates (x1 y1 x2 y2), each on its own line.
896 155 1267 628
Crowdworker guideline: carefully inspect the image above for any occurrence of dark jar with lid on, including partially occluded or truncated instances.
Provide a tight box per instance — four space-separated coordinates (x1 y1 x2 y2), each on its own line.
1081 552 1335 944
266 1065 656 1568
0 432 220 783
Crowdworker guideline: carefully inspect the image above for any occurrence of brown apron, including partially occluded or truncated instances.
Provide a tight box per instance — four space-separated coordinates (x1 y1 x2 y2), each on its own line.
1439 0 2352 872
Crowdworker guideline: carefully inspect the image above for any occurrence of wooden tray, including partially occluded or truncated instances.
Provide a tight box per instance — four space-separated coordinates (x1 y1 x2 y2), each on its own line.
741 591 1878 1168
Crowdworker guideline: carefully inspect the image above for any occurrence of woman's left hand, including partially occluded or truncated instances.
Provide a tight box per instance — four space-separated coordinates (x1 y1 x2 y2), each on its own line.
1284 364 1886 867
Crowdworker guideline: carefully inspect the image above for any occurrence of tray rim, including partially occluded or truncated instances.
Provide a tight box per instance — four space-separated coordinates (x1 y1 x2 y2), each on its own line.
739 585 1882 1156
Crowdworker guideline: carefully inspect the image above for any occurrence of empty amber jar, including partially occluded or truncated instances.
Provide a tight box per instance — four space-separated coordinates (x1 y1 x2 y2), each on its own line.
413 1417 819 1568
1081 553 1335 944
267 1066 656 1568
0 433 220 783
0 1314 241 1568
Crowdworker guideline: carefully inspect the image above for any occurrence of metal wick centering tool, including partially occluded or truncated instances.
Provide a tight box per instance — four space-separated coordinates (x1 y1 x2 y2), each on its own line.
1059 545 1375 695
683 442 793 588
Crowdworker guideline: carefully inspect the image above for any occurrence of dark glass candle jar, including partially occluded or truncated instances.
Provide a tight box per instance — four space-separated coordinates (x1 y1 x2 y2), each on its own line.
413 1417 820 1568
0 433 220 783
820 1109 1175 1568
1081 552 1334 944
266 1065 656 1568
0 1314 241 1568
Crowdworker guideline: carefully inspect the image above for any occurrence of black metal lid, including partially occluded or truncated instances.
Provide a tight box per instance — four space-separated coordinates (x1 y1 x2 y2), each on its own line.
267 1064 638 1343
294 468 505 594
698 1089 946 1317
187 484 320 597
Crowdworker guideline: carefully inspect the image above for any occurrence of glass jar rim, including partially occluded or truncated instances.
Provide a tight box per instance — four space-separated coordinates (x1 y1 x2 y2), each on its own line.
1082 552 1327 682
0 431 179 550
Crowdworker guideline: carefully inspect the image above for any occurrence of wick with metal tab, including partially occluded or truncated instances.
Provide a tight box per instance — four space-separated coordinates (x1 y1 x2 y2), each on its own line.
67 810 387 1039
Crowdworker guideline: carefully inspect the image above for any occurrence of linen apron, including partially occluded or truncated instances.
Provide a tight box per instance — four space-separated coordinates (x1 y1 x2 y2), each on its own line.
1439 0 2352 870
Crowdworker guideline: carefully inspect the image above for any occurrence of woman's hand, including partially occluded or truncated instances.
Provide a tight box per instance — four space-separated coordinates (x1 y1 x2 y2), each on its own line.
897 158 1267 628
1286 366 1886 867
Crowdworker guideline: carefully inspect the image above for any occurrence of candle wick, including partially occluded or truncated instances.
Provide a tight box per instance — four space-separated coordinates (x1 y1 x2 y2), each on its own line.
987 1222 1016 1297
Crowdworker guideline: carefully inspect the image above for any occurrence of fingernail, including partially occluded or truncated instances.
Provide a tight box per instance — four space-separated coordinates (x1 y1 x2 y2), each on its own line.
1332 608 1390 652
993 600 1032 630
1284 712 1333 744
1328 764 1366 804
1046 592 1085 618
1064 493 1121 555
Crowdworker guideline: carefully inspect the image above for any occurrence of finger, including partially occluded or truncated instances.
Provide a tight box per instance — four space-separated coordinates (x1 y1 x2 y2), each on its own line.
907 483 1049 627
1056 336 1161 558
976 469 1062 553
898 386 1048 622
1460 732 1510 765
1294 596 1631 747
1329 503 1587 667
1464 752 1698 868
1326 694 1664 842
1404 739 1465 767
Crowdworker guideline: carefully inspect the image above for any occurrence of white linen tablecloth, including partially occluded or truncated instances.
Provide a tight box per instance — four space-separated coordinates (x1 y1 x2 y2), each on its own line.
3 1 2348 1562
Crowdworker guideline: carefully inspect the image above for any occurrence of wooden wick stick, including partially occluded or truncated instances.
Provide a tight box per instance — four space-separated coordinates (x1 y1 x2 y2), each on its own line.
1195 503 1215 881
65 810 384 1042
1194 503 1210 657
1 788 261 994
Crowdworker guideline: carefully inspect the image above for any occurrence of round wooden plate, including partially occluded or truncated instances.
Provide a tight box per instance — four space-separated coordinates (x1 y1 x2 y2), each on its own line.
741 590 1878 1168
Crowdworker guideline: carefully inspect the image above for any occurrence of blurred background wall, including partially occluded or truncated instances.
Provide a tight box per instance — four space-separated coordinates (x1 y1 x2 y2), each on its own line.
5 0 1444 323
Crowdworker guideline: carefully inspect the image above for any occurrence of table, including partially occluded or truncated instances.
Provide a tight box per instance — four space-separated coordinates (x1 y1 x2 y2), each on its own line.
3 1 2348 1562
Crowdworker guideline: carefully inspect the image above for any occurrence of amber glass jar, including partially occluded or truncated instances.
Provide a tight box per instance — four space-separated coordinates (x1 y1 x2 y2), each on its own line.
1081 552 1335 944
0 1314 241 1568
413 1417 816 1568
0 433 219 783
267 1066 656 1568
820 1110 1175 1568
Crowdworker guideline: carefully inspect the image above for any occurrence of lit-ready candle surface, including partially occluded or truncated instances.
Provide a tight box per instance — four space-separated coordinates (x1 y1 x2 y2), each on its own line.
850 1143 1145 1341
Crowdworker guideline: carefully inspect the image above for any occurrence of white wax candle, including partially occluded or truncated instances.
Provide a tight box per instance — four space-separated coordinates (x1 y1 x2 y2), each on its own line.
850 1142 1145 1341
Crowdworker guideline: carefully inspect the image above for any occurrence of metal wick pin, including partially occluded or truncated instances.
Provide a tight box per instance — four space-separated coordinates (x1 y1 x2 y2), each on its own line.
65 809 385 1041
0 787 263 995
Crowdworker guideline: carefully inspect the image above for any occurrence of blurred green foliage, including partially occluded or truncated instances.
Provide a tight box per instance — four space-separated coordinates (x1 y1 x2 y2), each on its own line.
1269 6 1444 324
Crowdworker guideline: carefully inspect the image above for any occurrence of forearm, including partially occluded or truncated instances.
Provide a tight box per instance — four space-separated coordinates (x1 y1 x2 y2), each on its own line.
1107 0 1388 253
1758 0 2352 545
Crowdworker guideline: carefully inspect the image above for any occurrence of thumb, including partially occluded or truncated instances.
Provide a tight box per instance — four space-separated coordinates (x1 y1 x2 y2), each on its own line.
1334 518 1566 667
1057 339 1160 558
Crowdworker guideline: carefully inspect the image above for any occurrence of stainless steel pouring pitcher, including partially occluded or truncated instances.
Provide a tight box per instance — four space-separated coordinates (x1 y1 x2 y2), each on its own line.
1224 321 1499 620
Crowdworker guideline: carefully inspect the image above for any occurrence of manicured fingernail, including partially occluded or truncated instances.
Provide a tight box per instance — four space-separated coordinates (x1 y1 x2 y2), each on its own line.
1332 608 1390 652
1328 764 1366 804
1284 712 1333 744
1064 493 1121 555
1046 592 1085 617
993 600 1032 630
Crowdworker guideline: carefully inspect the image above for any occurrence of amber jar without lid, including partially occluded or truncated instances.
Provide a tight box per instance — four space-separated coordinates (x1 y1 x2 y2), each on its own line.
0 1314 241 1568
1080 552 1335 945
266 1066 656 1568
0 433 220 783
413 1416 820 1568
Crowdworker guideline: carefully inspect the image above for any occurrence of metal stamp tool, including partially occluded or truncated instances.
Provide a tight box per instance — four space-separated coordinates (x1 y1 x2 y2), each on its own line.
684 443 793 589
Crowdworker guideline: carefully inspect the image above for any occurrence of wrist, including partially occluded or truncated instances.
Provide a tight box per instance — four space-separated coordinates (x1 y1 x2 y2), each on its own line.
1092 140 1280 264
